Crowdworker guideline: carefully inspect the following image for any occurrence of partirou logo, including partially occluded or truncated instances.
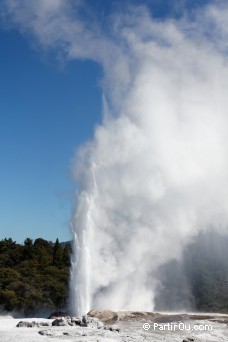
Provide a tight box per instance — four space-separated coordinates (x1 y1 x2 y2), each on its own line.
142 323 150 331
143 322 213 331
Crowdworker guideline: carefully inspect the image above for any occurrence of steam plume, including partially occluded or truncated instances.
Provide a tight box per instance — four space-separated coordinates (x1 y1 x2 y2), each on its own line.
2 0 228 315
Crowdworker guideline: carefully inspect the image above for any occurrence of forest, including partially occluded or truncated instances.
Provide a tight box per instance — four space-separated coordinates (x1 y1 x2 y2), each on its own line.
0 237 71 316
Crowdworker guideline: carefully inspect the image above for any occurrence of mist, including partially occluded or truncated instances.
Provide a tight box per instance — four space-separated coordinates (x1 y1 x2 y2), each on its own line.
2 0 228 315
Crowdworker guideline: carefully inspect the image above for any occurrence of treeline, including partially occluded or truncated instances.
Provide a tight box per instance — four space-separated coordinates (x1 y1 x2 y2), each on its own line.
155 231 228 313
0 237 71 316
1 232 227 316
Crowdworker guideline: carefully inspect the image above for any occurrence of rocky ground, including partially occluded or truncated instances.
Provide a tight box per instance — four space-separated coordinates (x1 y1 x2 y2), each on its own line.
0 310 227 341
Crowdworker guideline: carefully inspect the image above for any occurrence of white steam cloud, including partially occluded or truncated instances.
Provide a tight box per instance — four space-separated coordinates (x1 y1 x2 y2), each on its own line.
3 0 228 315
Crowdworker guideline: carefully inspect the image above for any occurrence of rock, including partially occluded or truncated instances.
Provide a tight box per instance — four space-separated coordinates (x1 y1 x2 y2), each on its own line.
71 316 81 325
183 338 195 342
38 330 53 336
81 315 104 329
38 322 50 327
16 321 37 328
52 317 68 326
81 315 88 327
52 316 83 327
16 320 50 328
63 332 71 336
88 310 119 324
51 315 104 329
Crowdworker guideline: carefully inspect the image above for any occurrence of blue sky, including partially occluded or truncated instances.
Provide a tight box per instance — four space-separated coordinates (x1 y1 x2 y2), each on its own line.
0 0 213 243
0 28 102 243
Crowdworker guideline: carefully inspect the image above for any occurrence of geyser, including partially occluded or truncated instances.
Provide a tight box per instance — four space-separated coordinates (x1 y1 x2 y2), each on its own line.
3 0 228 316
70 3 228 315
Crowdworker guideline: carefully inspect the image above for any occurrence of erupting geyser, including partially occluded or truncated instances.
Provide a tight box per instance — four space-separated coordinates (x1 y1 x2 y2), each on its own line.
70 3 228 315
3 0 228 316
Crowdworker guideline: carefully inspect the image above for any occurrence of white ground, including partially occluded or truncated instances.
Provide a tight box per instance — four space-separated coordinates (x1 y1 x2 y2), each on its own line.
0 313 227 342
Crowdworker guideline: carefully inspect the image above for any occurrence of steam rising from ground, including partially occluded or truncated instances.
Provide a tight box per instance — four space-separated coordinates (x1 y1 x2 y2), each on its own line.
3 0 228 315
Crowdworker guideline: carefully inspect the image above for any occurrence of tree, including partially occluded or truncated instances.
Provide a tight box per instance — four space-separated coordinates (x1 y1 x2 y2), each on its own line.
0 289 18 311
0 238 16 253
52 238 63 268
63 243 71 267
24 238 33 246
0 269 19 289
34 238 53 267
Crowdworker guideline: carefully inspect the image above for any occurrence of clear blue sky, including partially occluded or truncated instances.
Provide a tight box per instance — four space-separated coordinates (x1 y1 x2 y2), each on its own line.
0 0 211 243
0 28 102 243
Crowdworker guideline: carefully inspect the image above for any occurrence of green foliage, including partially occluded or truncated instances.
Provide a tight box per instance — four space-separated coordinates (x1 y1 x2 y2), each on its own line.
63 243 72 267
52 238 63 268
0 289 19 311
0 268 20 289
0 237 71 315
0 238 16 253
24 238 33 246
